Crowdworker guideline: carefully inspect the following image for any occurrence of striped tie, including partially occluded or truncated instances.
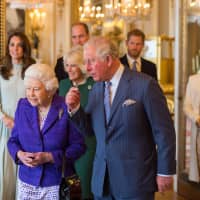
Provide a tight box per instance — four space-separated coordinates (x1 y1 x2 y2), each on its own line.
132 61 137 71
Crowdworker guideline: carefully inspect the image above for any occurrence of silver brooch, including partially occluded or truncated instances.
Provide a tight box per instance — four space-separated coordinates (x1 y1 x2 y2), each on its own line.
59 109 64 119
88 85 92 90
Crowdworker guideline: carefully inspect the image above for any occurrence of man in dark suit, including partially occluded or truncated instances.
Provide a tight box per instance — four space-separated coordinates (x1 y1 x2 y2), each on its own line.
66 36 176 200
120 29 157 80
54 22 89 82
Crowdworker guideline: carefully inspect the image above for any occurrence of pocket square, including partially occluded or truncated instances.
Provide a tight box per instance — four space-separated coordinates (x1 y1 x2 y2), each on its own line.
122 99 136 107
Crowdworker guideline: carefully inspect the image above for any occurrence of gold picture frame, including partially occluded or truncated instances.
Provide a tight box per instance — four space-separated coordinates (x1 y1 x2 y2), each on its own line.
0 0 6 58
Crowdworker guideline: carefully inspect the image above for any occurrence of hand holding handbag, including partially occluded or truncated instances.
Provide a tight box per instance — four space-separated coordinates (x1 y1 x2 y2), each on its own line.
60 174 81 200
59 176 70 200
59 157 81 200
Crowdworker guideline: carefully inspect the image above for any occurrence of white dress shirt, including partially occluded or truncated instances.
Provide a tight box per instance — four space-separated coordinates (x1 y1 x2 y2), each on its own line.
126 54 141 72
109 64 124 104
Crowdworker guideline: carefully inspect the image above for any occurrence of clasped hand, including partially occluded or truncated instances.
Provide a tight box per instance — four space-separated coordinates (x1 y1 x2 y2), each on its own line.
65 87 80 111
2 115 14 129
17 150 53 167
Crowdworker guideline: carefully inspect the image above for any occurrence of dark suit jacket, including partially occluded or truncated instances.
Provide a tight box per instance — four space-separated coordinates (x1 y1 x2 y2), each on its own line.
7 95 86 187
55 57 68 82
72 68 176 198
120 54 158 80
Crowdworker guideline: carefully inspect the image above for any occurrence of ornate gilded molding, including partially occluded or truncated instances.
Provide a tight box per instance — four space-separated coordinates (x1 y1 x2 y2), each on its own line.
56 0 65 18
71 0 80 25
0 0 6 58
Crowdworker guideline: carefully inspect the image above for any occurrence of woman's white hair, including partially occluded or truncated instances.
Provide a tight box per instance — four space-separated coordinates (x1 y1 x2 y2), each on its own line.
24 63 58 94
64 45 86 74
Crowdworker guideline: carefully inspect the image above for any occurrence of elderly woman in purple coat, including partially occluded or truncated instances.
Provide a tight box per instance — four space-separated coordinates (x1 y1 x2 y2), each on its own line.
7 63 85 200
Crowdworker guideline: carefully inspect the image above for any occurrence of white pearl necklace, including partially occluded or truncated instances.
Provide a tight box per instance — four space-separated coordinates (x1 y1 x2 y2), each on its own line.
38 106 51 129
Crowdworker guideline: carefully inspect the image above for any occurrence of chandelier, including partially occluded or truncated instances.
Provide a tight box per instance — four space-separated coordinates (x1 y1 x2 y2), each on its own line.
29 8 46 32
79 0 104 23
79 0 152 23
105 0 152 22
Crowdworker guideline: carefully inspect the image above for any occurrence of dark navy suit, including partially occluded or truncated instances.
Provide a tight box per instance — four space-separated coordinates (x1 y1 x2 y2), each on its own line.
120 54 157 80
72 67 176 199
7 95 85 187
55 57 68 82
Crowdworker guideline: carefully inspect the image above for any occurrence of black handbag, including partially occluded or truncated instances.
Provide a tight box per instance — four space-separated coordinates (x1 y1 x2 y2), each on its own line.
59 177 70 200
59 174 81 200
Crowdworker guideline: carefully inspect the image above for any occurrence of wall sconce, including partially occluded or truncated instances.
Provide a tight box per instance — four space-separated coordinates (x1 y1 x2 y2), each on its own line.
189 0 200 7
28 8 46 58
29 8 46 32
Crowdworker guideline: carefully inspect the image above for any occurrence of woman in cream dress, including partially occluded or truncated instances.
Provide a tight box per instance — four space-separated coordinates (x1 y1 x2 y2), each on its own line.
184 73 200 183
0 32 35 200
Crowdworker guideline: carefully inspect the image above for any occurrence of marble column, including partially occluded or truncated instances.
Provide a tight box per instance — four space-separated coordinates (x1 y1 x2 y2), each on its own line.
174 0 188 191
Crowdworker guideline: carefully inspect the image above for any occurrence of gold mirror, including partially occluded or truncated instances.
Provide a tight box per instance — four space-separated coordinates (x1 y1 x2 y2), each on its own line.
3 1 57 64
143 36 175 116
3 0 78 65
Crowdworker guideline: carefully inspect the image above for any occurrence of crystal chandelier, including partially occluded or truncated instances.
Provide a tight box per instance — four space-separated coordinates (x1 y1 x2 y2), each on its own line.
79 0 152 23
79 0 104 23
104 0 152 22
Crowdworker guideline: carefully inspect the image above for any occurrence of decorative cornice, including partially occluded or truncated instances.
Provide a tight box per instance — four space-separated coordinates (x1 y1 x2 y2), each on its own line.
56 0 64 18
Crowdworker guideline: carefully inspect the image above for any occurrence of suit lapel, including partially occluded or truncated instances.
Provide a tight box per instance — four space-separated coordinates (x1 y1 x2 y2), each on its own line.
99 82 107 127
25 105 40 136
109 68 132 124
123 55 130 69
141 58 147 74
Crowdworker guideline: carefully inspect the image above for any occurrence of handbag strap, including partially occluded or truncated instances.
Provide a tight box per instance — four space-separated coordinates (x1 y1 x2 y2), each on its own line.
62 156 66 178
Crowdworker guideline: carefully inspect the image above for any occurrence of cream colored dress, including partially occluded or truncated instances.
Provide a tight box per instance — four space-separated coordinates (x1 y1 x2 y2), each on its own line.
0 63 25 200
184 73 200 182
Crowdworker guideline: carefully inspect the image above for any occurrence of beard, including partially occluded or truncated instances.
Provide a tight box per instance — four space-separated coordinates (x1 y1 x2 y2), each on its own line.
128 49 141 59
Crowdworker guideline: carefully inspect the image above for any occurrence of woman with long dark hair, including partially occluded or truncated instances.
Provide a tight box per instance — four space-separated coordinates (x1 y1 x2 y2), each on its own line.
0 31 35 200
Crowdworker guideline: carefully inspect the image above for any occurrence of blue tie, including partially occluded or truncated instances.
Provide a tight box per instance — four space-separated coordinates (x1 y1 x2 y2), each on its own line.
104 81 111 124
132 61 137 71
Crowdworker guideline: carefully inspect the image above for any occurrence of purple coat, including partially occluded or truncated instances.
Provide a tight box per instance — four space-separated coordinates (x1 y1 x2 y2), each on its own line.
7 95 86 187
